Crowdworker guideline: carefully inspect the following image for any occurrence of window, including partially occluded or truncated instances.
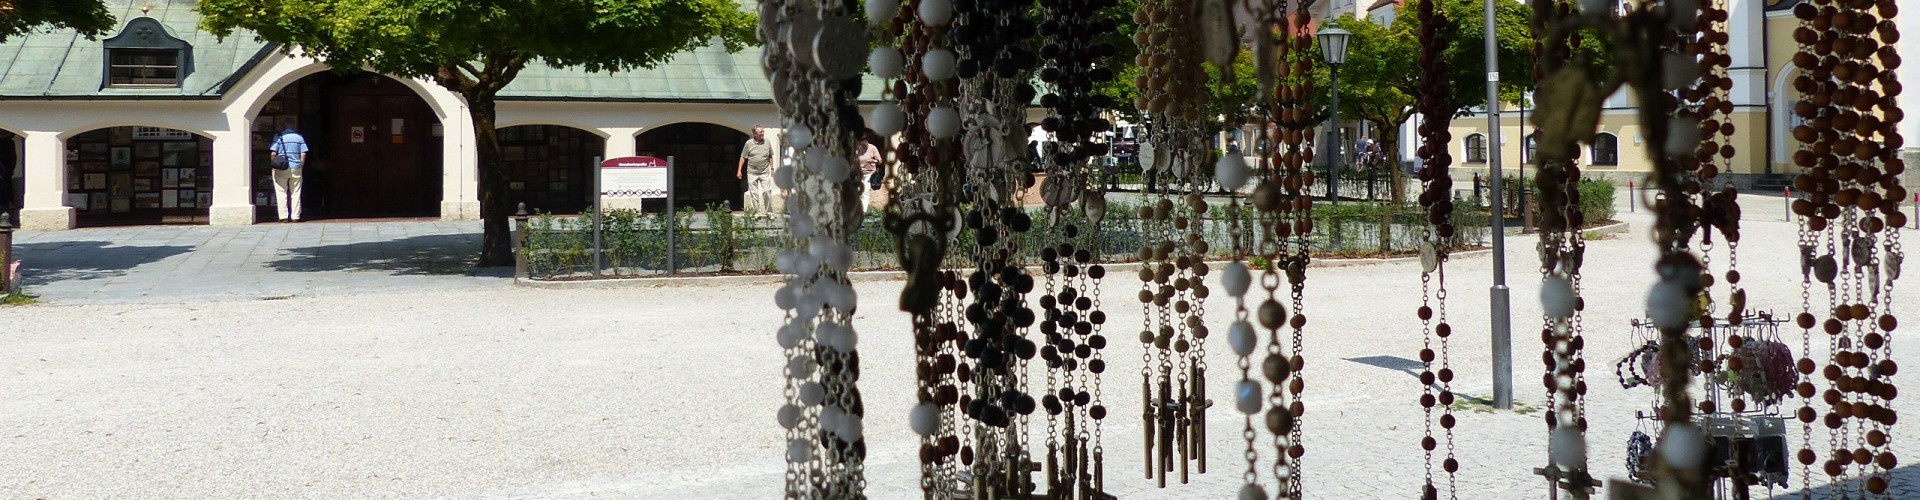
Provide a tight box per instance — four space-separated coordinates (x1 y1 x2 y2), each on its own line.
102 18 192 89
1464 134 1488 163
1524 133 1538 164
1591 133 1620 166
108 49 180 87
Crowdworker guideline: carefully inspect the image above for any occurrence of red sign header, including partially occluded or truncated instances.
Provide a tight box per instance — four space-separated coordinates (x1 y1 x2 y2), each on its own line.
601 156 668 169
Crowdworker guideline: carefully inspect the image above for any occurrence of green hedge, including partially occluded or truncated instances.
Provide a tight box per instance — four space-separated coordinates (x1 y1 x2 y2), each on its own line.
517 201 1493 280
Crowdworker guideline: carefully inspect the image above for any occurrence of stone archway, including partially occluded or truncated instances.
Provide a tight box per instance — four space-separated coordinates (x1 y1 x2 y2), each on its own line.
63 126 214 227
253 71 444 221
635 123 750 210
497 124 607 215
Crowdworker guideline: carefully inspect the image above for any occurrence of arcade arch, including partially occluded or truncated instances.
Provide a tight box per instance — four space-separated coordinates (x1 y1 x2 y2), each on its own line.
251 71 444 220
62 126 214 227
635 122 749 210
498 124 607 214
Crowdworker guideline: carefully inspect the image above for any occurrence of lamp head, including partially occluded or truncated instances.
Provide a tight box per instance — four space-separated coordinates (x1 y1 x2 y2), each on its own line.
1317 27 1353 67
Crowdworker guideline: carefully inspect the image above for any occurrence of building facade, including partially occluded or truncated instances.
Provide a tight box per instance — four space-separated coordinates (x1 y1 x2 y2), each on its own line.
0 1 812 231
1422 0 1920 190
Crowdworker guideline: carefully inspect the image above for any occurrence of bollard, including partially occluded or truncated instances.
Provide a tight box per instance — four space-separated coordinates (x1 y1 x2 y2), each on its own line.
1786 188 1792 222
1627 181 1634 213
0 212 14 295
512 202 530 280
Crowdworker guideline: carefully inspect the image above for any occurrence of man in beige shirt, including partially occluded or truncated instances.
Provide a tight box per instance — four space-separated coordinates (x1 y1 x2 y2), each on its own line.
736 126 775 213
856 136 882 211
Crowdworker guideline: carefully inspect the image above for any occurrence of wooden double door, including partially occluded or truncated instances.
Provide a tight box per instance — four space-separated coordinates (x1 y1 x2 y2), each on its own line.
312 77 442 218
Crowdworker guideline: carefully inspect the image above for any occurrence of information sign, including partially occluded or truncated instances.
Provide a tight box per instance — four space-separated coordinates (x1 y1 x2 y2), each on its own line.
599 156 670 199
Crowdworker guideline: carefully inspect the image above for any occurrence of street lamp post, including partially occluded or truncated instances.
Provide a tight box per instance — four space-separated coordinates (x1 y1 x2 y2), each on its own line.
1484 0 1513 411
1318 27 1352 205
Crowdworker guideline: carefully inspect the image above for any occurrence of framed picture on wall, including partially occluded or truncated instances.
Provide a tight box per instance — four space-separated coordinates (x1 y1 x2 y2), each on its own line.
111 147 133 168
79 142 108 161
178 168 197 188
277 116 299 131
135 193 160 208
162 190 178 208
135 142 160 159
83 173 106 190
162 142 195 167
162 168 180 188
109 127 133 144
200 152 212 168
90 193 106 211
82 162 108 173
177 189 196 208
134 178 153 192
197 192 211 207
109 174 131 197
111 198 130 213
263 98 285 114
135 161 159 177
68 193 87 210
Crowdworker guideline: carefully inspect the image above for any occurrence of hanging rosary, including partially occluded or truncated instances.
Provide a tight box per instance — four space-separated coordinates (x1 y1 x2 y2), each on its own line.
764 0 874 497
1788 0 1904 495
1131 0 1216 488
1412 0 1457 495
1034 0 1118 496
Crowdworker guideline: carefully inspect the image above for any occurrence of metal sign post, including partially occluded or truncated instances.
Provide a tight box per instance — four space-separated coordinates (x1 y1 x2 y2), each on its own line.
598 156 674 275
592 155 604 277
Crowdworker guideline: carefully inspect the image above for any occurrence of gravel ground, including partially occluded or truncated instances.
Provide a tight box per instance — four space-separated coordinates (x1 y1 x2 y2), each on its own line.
2 206 1916 499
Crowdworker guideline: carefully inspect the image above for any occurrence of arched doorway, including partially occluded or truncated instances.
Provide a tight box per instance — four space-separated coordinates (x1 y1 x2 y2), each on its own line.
64 126 213 227
635 123 749 210
497 125 606 215
253 72 442 221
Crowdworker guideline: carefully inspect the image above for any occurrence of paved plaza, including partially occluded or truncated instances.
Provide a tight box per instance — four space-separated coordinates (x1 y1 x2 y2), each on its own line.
1 201 1916 498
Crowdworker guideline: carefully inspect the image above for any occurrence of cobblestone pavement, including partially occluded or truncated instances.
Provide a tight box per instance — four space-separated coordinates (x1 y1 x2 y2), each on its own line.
1 204 1916 498
9 220 510 304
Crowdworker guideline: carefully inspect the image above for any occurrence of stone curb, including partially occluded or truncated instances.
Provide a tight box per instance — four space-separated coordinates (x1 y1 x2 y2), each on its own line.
513 220 1633 289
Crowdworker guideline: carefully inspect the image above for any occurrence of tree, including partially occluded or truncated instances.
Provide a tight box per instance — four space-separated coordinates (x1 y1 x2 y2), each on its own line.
199 0 755 266
1309 0 1610 203
0 0 114 42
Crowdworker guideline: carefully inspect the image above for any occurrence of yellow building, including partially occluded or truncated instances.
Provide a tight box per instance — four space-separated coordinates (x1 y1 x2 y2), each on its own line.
1417 0 1920 191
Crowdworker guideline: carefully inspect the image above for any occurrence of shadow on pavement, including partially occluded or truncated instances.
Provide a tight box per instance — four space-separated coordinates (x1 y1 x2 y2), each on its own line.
263 232 513 278
1345 355 1426 379
12 240 193 286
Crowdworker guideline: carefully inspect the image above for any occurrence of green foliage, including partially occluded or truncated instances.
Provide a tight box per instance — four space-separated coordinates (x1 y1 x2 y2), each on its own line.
0 0 114 43
1577 177 1616 224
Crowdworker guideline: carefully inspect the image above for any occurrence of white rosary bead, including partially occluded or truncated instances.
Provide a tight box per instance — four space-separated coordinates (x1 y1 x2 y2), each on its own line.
1661 424 1706 468
1235 379 1263 414
816 154 851 183
787 438 813 463
1214 152 1250 191
788 355 816 379
787 124 814 149
777 403 802 430
927 106 960 139
1541 275 1576 318
1227 320 1256 356
789 210 815 239
1646 280 1690 329
909 403 940 436
869 46 904 79
773 163 796 190
1238 483 1268 500
865 0 899 27
870 101 905 137
776 323 802 349
774 284 798 310
918 0 952 25
799 382 826 406
922 48 956 81
1221 261 1250 297
1549 426 1587 468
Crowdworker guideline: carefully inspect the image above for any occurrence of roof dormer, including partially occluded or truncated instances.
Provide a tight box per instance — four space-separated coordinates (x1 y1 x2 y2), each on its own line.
102 17 193 89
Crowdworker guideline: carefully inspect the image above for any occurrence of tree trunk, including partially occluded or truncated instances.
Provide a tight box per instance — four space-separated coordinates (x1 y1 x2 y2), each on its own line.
1378 124 1405 205
468 94 514 267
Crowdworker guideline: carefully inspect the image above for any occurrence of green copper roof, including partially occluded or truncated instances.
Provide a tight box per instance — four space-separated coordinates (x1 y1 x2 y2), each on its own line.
0 0 885 103
0 0 270 99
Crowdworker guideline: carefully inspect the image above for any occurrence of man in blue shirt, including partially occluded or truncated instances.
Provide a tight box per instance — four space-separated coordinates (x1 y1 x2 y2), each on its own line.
269 127 309 222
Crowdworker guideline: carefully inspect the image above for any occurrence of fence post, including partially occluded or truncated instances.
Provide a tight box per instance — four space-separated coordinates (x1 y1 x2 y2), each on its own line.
1627 180 1634 213
512 203 530 280
0 212 14 295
